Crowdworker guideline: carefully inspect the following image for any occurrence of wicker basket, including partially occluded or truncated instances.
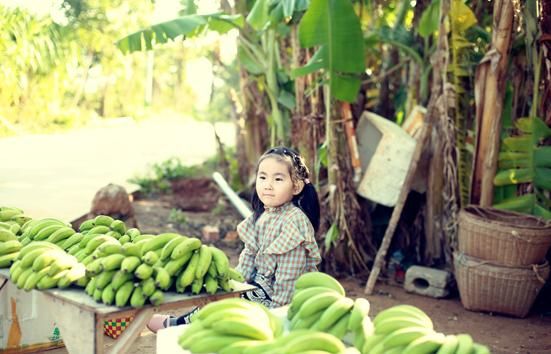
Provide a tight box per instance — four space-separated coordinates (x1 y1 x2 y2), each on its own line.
454 252 549 318
458 206 551 266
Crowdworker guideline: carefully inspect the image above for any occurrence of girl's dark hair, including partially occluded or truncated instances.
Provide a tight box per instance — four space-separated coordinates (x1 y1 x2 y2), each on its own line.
251 146 320 232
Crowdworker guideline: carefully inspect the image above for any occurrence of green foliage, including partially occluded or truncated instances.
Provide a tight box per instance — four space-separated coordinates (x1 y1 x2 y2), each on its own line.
168 208 188 225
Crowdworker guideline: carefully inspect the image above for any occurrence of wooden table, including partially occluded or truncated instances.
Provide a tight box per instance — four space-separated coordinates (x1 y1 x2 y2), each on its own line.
0 269 255 354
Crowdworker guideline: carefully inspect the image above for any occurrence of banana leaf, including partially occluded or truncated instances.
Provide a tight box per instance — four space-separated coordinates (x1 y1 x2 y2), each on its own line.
493 116 551 219
294 0 365 102
116 13 244 54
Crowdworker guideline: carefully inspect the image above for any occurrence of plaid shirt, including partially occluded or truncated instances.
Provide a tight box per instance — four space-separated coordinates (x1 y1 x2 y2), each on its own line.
236 202 321 307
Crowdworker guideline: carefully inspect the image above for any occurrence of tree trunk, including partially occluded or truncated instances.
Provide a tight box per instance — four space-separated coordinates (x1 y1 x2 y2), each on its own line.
540 0 551 125
471 0 514 206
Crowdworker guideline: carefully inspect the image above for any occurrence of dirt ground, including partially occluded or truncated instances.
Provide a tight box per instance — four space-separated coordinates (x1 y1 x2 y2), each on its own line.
47 188 551 354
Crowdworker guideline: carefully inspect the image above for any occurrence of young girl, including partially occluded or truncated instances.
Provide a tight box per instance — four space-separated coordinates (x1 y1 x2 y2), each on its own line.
147 146 321 332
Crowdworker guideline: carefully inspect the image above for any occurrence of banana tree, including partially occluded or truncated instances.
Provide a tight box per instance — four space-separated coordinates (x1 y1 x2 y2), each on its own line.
292 0 368 272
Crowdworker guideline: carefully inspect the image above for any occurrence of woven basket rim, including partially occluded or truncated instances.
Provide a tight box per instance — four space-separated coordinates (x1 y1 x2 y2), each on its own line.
461 205 551 231
453 252 550 280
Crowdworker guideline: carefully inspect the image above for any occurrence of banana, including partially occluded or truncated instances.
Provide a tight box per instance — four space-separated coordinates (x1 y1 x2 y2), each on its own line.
347 297 371 331
142 250 159 266
37 269 69 290
297 292 343 319
105 231 121 240
0 251 19 268
219 340 264 354
212 316 274 340
122 242 142 258
195 244 213 279
282 331 346 353
79 232 99 248
191 275 204 294
374 315 433 335
121 256 141 273
115 280 135 307
360 316 375 339
140 277 156 297
295 272 346 296
94 242 123 258
436 335 459 354
118 234 131 244
316 296 354 331
101 283 116 305
94 215 115 227
95 270 117 290
171 237 202 259
130 286 146 307
85 225 111 236
227 267 245 282
112 270 134 291
361 334 385 354
85 277 97 296
32 249 67 272
47 253 78 276
16 267 34 288
10 261 24 282
292 309 324 330
381 326 435 350
0 209 23 221
327 312 351 340
402 332 446 354
47 226 75 244
160 236 186 261
134 263 153 280
219 276 233 292
18 241 62 260
78 219 96 232
85 258 104 276
134 234 155 243
194 298 262 322
210 246 230 277
85 235 118 254
81 254 95 266
0 229 17 242
289 287 341 319
125 228 141 240
204 273 218 294
61 232 84 250
93 288 103 302
24 266 52 291
76 275 90 287
149 289 164 306
141 232 180 254
57 263 86 288
164 251 193 276
177 251 200 289
0 240 22 255
20 247 52 268
101 253 126 271
373 305 432 327
110 219 127 235
472 343 491 354
154 266 172 290
188 334 248 354
207 261 218 278
34 224 65 241
455 334 474 354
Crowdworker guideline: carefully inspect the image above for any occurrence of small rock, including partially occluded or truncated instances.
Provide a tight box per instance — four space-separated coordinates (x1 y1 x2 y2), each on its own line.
202 225 220 243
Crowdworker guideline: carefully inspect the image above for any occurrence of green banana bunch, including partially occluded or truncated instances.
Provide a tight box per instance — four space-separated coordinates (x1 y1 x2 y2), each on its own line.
179 298 282 353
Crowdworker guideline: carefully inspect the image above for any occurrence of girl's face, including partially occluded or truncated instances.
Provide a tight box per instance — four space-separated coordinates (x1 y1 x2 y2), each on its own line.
256 156 302 208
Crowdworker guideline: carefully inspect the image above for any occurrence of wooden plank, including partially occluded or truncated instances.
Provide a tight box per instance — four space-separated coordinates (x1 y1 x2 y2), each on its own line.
364 123 430 295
